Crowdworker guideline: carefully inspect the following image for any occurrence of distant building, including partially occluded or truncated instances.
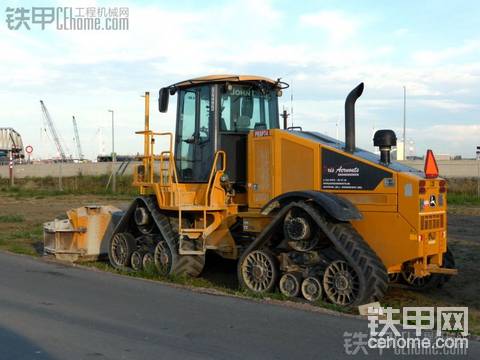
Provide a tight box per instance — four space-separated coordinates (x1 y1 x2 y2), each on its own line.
435 154 451 161
393 139 416 161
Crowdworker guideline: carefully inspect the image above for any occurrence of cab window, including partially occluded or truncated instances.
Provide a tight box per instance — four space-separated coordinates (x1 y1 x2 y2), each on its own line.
220 85 279 132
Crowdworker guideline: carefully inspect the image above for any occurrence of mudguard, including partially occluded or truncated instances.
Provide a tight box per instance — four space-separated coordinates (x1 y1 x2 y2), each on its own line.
260 190 362 222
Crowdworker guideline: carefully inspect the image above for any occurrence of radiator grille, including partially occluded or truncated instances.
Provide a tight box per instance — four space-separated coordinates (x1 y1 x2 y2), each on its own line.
420 213 444 231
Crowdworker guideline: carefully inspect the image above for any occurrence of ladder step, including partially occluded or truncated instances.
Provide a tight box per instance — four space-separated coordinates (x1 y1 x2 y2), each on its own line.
179 249 204 255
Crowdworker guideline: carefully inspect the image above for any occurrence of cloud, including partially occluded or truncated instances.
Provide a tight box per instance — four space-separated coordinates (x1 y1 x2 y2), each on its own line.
299 11 359 43
409 124 480 156
412 40 480 65
416 99 477 112
393 28 408 37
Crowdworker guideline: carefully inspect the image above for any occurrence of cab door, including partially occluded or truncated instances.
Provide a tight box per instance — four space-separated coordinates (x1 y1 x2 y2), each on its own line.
175 85 214 182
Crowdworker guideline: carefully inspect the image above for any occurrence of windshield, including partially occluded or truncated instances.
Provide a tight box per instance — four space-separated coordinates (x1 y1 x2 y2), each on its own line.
220 85 279 132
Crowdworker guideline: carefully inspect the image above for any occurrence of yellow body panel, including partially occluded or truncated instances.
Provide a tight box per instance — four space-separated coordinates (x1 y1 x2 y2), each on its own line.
247 129 448 276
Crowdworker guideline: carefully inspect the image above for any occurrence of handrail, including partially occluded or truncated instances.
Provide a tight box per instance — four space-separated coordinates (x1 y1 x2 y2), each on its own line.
204 151 226 206
135 129 180 205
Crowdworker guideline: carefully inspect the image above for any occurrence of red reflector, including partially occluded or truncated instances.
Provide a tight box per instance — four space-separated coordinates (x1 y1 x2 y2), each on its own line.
419 187 426 194
419 180 426 187
439 187 446 193
439 180 446 187
424 149 439 179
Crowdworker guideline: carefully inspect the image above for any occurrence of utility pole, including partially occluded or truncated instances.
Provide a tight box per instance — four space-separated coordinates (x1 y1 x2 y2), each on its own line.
58 160 63 191
8 150 14 186
108 109 116 192
403 86 406 161
477 146 480 197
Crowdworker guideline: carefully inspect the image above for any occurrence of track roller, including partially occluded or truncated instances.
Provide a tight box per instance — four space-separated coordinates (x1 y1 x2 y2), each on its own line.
239 250 279 293
134 206 155 234
323 260 360 306
301 276 323 302
108 232 136 269
279 272 302 298
154 240 172 275
131 250 144 271
284 209 318 252
142 252 154 270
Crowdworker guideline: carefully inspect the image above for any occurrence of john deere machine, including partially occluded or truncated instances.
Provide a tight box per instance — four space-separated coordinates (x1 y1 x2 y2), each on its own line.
108 75 456 307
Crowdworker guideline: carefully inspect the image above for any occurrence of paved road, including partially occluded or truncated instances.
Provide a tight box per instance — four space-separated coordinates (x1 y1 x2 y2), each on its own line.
0 252 477 360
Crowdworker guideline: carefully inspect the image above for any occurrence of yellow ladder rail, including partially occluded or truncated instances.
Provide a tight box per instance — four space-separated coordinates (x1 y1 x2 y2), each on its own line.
204 151 226 207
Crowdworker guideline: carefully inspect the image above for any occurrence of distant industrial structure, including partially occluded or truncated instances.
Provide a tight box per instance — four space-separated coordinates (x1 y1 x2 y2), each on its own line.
0 128 24 164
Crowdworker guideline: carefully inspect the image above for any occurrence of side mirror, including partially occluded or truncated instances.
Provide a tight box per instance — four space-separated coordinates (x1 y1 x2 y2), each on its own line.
158 87 169 113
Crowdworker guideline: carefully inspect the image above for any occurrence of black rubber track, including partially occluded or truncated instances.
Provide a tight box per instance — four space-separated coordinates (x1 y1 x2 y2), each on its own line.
324 221 389 305
238 201 389 306
142 196 205 277
297 202 389 305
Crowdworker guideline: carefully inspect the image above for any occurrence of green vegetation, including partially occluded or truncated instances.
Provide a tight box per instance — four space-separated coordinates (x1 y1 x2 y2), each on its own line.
0 214 24 223
448 193 480 206
0 224 43 257
0 175 137 199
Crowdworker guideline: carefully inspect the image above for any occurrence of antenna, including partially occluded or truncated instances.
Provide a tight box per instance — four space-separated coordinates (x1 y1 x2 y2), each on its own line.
336 117 340 142
290 92 294 128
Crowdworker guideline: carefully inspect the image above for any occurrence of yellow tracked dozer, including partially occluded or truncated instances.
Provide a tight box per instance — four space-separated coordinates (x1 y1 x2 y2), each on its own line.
107 75 456 306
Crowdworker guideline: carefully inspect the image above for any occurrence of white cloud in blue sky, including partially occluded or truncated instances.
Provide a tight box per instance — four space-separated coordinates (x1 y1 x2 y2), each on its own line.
1 0 479 159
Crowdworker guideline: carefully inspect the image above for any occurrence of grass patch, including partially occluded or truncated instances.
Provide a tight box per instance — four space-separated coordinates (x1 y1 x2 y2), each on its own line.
448 193 480 205
0 214 24 223
5 243 39 256
0 225 43 257
0 175 137 198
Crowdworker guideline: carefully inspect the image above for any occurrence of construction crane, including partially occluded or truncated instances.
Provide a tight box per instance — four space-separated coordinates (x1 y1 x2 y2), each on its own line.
72 116 84 160
40 100 67 161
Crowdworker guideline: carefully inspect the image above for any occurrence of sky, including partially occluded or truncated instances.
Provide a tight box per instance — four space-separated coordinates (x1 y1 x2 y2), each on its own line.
1 0 479 159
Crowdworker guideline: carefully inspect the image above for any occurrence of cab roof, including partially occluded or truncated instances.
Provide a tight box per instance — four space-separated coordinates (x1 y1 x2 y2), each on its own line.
170 74 283 90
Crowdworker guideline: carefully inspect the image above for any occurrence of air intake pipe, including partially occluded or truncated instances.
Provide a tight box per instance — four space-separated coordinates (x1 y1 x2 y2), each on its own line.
345 82 364 153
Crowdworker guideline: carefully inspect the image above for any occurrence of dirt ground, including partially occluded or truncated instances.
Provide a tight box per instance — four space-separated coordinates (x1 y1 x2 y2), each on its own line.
0 195 479 333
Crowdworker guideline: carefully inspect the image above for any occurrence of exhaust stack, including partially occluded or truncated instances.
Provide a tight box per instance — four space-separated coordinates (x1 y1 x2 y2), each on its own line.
345 83 364 153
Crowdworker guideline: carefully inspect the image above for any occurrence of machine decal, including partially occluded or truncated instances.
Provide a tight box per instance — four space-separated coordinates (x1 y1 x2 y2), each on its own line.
254 129 270 137
322 148 392 190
